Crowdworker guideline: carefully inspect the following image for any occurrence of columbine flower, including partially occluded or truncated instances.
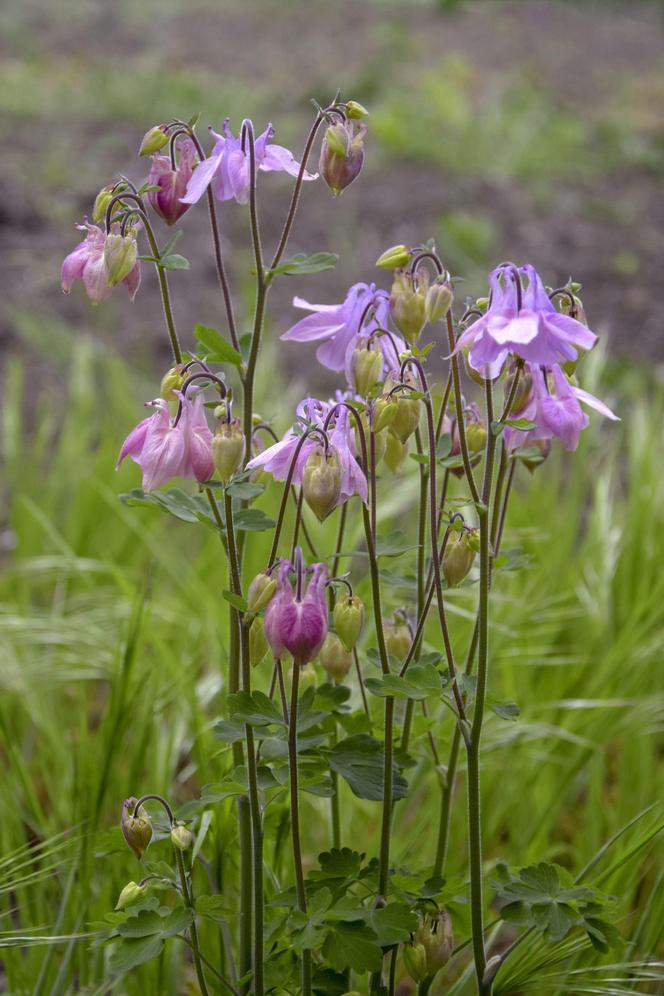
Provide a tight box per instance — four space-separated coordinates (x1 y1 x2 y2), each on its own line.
147 138 197 225
117 393 214 490
319 118 366 196
264 552 329 665
245 398 368 506
180 118 316 207
281 282 403 375
453 264 597 378
503 363 619 453
61 221 141 305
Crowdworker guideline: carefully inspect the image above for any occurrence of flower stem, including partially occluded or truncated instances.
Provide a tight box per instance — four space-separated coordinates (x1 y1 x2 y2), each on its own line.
270 112 325 271
445 311 479 504
288 663 312 996
174 847 210 996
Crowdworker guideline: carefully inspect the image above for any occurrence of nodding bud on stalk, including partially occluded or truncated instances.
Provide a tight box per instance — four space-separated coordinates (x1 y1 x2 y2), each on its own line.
345 100 369 120
465 419 487 454
319 119 366 196
159 366 185 401
403 940 429 984
212 418 244 481
425 281 454 323
302 447 342 521
520 437 551 474
115 880 147 910
442 528 478 587
264 554 329 665
415 911 454 976
121 798 153 860
104 229 139 287
387 380 421 443
319 633 353 684
373 395 397 433
504 364 533 415
170 823 193 851
139 124 169 156
376 245 411 270
92 185 115 223
384 617 412 659
249 616 270 668
247 572 278 614
389 270 428 345
333 594 364 651
351 343 383 397
384 431 410 473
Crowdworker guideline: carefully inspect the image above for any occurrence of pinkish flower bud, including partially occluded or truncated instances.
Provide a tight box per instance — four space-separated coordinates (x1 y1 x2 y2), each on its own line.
147 139 196 226
264 554 329 665
139 124 170 157
319 119 366 196
121 798 153 860
320 633 353 684
212 418 245 482
390 270 428 345
384 431 410 473
333 594 364 652
442 528 478 587
302 447 342 522
104 228 139 287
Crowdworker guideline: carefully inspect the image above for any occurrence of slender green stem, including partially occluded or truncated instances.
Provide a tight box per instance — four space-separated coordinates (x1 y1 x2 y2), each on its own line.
332 501 348 578
291 486 305 560
288 664 312 995
330 724 341 849
353 647 371 721
417 979 433 996
174 847 210 996
445 311 479 504
269 112 325 271
401 426 428 751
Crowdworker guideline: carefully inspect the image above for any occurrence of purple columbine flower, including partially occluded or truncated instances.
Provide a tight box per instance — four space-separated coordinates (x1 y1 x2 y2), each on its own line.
61 221 141 305
453 264 597 378
281 282 403 376
503 363 619 453
246 397 368 505
180 118 316 207
264 551 329 665
117 393 214 490
147 138 197 225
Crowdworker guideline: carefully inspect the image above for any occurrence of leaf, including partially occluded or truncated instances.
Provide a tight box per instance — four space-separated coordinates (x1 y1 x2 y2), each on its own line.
222 589 248 612
191 810 213 865
193 324 243 368
268 251 339 278
227 690 285 727
490 700 520 721
120 488 217 527
365 663 442 701
159 230 183 258
234 508 276 532
322 921 383 973
225 480 265 500
159 253 190 271
108 934 164 974
328 734 408 802
369 902 419 946
375 530 420 558
315 848 363 880
116 910 164 938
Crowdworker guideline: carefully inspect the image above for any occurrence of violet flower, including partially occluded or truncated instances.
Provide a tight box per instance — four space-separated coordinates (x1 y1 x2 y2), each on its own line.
264 552 329 665
61 221 141 305
281 282 403 376
147 138 197 225
180 118 316 207
454 264 597 378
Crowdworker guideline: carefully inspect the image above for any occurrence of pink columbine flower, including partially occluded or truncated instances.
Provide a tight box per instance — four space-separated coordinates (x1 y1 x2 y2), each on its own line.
454 264 597 379
503 363 619 453
147 138 197 225
180 118 316 207
264 552 329 665
245 397 368 505
61 221 141 305
117 393 214 490
281 282 403 375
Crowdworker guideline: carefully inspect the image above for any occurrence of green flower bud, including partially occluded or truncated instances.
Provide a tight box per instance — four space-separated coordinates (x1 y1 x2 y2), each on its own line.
345 100 369 120
425 281 454 323
373 395 397 433
465 420 487 454
92 184 115 223
415 911 454 975
519 437 551 474
139 124 170 156
212 418 245 481
389 270 428 345
159 365 185 402
247 573 277 614
324 122 350 158
302 446 342 522
249 616 270 668
403 940 429 984
121 798 153 860
115 880 147 911
104 229 138 287
390 394 421 444
351 344 383 397
503 365 532 415
319 633 352 684
384 431 410 473
375 245 411 270
384 618 411 660
442 529 477 587
333 594 364 651
170 823 194 851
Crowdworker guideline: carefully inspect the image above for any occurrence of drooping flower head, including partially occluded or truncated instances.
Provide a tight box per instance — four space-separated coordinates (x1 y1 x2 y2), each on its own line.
454 264 597 379
264 550 329 665
147 137 197 225
319 116 366 196
61 221 141 305
180 118 316 207
281 282 403 379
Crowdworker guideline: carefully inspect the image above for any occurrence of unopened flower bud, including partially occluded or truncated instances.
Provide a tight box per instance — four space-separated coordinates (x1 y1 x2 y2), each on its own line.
345 100 369 120
212 418 245 481
442 529 477 587
115 880 147 911
320 120 366 196
139 124 169 157
302 447 342 521
320 633 353 684
465 420 487 454
159 366 185 402
333 594 364 651
403 941 429 984
504 365 533 415
249 616 270 668
376 245 411 270
425 281 454 323
247 573 278 614
373 395 397 433
521 437 551 474
121 798 153 860
415 911 454 975
92 185 115 223
170 823 193 851
104 230 138 287
324 123 349 158
391 394 421 444
463 347 487 386
390 270 428 345
384 431 410 473
384 617 411 660
352 344 383 396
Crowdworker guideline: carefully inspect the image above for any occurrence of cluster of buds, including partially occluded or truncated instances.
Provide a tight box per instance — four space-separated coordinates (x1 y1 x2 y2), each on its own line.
403 910 454 984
